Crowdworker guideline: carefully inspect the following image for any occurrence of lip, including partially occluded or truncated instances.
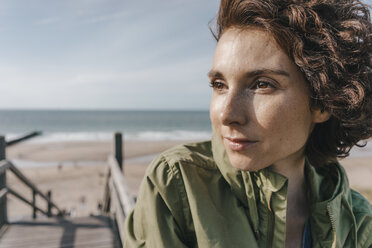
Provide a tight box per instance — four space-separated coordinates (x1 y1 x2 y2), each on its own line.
224 137 258 151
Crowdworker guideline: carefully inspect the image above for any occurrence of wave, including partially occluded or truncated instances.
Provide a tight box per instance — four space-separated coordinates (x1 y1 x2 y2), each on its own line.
4 130 212 143
127 130 211 141
4 132 371 158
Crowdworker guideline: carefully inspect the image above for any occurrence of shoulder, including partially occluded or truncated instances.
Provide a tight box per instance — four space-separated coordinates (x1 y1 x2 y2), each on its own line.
327 163 372 247
127 141 217 245
338 164 372 218
349 189 372 247
158 140 216 169
137 140 217 239
350 189 372 216
339 164 372 248
352 193 372 247
337 163 372 221
144 140 217 185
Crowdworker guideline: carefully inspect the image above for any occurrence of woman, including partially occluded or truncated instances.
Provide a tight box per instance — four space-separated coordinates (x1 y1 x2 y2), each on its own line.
125 0 372 247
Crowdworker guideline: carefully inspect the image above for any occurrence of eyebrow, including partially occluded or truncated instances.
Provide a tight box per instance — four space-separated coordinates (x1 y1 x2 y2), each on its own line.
208 70 224 79
208 68 290 78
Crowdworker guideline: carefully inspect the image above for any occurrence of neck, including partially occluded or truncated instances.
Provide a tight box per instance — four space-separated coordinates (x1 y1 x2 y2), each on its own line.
269 152 309 247
286 165 308 217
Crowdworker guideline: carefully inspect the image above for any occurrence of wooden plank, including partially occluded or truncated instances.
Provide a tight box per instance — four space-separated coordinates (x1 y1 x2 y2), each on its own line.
0 216 121 248
109 180 126 244
105 155 135 244
108 156 135 217
6 131 42 147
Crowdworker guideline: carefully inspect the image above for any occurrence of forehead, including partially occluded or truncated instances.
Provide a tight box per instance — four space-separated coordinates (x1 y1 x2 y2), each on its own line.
212 28 292 72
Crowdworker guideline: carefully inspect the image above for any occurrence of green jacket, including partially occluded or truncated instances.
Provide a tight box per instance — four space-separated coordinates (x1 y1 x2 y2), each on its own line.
125 136 372 247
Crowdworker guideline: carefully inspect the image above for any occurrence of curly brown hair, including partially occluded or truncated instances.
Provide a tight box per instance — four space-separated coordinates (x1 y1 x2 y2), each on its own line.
211 0 372 166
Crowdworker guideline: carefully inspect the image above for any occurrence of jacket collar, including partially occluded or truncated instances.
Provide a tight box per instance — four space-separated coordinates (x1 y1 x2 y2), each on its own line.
211 133 287 204
211 133 354 247
211 133 288 236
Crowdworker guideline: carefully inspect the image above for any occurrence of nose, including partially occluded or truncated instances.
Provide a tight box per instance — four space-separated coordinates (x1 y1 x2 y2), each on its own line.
220 91 247 126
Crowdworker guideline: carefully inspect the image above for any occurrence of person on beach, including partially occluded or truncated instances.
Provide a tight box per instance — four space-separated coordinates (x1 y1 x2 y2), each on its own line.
125 0 372 247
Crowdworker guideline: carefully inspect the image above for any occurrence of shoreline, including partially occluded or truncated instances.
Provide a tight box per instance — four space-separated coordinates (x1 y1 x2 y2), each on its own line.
5 140 372 220
6 140 195 162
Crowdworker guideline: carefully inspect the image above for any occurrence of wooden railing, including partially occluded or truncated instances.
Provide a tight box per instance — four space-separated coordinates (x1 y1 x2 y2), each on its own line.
102 132 136 245
0 131 135 244
0 136 65 232
6 131 42 147
0 137 6 232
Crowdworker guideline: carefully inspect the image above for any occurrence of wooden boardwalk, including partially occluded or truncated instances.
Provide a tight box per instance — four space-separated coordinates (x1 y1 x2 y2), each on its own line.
0 215 121 248
0 133 135 248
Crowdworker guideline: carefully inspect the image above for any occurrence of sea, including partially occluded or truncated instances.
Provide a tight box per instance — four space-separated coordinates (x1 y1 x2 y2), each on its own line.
0 109 212 143
0 109 371 157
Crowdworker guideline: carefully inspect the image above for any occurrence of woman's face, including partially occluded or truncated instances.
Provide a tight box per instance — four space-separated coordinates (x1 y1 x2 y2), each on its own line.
209 28 328 172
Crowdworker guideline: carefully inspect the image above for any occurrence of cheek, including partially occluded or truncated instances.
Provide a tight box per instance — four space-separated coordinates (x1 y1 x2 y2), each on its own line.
253 97 285 128
253 95 313 140
209 96 221 129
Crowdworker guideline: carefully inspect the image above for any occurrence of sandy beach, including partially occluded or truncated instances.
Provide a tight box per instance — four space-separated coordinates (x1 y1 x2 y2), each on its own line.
5 139 188 220
4 139 372 220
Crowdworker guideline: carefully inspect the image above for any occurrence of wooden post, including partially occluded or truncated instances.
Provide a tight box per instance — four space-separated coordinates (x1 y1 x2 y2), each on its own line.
0 136 5 162
115 132 123 172
47 190 52 217
103 187 111 213
102 166 111 213
32 190 37 219
0 136 7 226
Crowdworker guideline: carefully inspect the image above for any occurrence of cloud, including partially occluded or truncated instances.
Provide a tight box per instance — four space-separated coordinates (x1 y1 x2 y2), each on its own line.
0 0 218 110
0 51 213 110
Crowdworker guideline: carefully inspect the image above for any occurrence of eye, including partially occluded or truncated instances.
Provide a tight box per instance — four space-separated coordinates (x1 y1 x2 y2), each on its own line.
209 80 226 91
252 79 276 91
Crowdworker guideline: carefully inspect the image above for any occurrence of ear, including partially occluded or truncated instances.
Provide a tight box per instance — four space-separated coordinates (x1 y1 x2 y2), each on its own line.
312 109 331 123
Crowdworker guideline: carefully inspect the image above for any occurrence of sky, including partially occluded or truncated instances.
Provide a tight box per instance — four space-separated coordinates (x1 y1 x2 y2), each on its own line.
0 0 219 110
0 0 370 110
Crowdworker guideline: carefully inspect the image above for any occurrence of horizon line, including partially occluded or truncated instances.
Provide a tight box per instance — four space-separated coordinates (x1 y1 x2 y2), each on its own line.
0 107 210 112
